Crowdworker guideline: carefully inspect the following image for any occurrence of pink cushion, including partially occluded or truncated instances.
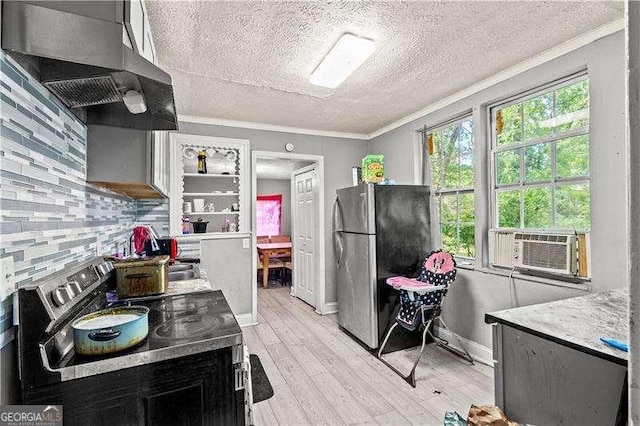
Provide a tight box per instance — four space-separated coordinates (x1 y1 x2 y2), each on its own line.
386 276 436 291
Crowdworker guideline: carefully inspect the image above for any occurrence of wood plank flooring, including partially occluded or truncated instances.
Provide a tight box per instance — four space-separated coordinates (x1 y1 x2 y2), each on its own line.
243 287 494 425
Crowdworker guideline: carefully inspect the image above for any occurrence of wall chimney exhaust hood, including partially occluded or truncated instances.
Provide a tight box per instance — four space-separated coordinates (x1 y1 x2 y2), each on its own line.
1 1 178 131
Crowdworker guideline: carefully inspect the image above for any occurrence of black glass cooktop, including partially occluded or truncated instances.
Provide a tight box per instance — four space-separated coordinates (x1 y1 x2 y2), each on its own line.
53 290 242 369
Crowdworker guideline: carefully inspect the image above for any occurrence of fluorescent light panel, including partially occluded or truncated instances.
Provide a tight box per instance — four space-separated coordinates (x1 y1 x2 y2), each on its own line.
310 33 376 89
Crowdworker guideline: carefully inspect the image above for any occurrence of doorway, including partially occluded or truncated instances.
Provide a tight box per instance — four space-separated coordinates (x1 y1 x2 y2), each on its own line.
251 152 325 324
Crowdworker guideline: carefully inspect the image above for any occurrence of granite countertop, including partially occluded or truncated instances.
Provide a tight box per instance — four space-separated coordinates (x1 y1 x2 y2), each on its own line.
164 266 212 296
485 289 628 365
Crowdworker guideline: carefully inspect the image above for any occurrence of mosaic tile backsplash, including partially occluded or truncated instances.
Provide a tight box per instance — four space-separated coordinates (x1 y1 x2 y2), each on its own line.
0 52 173 344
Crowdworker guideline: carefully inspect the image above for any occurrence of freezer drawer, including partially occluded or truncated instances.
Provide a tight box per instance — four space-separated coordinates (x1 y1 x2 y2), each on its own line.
336 232 378 349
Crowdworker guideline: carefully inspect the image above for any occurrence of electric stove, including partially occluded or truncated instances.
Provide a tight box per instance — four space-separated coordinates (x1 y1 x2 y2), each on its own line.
17 257 246 425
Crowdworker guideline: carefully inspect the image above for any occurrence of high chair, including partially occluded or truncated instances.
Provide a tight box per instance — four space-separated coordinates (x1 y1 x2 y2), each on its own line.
377 250 474 387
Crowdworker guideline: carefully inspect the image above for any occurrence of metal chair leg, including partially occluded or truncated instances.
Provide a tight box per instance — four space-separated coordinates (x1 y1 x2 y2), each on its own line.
429 317 474 364
377 320 433 388
377 322 398 359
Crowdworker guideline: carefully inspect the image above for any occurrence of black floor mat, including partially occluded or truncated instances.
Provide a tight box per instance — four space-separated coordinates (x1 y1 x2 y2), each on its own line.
250 354 274 403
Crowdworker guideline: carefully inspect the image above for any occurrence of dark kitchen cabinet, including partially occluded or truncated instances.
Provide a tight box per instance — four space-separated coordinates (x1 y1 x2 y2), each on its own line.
23 349 244 426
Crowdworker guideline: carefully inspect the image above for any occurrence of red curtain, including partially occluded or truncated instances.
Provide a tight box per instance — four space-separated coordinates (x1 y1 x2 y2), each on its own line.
256 194 282 236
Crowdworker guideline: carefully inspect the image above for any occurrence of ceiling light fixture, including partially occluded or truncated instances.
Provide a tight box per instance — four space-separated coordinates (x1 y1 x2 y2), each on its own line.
310 33 376 89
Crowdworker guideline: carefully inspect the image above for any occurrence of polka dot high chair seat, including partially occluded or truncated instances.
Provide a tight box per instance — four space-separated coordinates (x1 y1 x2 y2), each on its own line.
377 250 473 388
389 250 457 331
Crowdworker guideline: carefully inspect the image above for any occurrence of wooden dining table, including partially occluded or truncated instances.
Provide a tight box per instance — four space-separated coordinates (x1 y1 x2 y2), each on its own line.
257 242 292 289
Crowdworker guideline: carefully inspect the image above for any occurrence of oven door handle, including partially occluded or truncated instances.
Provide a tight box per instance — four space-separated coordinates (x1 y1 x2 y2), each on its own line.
88 328 121 341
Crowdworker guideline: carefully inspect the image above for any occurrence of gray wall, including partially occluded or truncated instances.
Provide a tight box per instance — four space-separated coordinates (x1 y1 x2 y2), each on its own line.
201 236 253 317
257 179 292 236
369 31 627 349
627 2 639 422
174 122 369 304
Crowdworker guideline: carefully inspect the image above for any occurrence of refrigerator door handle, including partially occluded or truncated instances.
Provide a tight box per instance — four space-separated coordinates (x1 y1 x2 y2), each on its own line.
332 196 344 233
332 197 345 267
333 231 343 268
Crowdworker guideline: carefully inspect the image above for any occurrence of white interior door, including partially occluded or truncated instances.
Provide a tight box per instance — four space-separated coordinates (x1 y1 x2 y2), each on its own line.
293 166 318 307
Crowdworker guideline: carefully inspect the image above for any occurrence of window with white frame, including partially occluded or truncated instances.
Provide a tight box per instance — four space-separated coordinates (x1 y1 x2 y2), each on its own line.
490 76 590 231
427 117 475 259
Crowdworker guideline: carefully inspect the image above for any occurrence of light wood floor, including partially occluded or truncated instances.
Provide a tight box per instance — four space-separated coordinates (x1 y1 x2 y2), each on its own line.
243 286 494 426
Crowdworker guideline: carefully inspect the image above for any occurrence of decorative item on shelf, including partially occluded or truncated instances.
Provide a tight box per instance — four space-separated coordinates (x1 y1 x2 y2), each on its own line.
197 150 208 174
231 202 239 212
221 208 231 213
193 218 209 234
182 216 190 235
183 201 192 214
193 198 205 212
204 202 215 212
229 222 237 232
221 217 230 233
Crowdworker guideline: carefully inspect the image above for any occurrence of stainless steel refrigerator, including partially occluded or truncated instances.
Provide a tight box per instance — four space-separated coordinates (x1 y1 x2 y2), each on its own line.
333 184 432 351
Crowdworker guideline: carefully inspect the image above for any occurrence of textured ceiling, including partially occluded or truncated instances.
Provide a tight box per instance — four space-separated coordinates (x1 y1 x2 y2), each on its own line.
147 1 623 136
256 158 314 180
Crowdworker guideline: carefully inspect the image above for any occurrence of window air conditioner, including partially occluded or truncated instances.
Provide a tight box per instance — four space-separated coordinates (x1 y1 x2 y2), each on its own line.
512 231 577 276
488 229 515 268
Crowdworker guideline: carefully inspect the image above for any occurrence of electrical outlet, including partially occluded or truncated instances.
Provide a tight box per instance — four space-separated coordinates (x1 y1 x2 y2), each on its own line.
0 257 16 302
242 238 250 249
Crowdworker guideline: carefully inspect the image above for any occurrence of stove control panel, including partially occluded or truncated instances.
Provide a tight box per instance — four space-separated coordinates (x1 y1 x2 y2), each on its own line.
69 281 83 295
51 285 73 307
67 267 100 291
27 258 113 321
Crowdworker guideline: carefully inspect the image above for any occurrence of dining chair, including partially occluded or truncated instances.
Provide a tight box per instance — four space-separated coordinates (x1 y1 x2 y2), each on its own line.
256 250 285 285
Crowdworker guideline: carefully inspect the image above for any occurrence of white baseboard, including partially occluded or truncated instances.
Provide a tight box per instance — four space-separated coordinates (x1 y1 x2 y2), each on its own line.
317 302 338 315
432 325 493 367
236 313 257 327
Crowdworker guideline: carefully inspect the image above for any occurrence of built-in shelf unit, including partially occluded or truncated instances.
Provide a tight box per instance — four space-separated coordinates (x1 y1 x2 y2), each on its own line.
170 134 250 236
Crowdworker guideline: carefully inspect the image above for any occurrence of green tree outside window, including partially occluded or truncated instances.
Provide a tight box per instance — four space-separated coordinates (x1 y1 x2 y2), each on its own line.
428 118 475 258
493 78 590 231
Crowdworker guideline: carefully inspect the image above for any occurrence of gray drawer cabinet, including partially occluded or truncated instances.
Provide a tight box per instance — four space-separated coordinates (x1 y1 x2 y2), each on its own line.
486 289 628 426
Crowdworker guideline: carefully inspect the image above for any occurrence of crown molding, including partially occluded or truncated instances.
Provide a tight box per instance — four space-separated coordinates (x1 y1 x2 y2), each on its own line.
367 18 625 140
177 115 369 140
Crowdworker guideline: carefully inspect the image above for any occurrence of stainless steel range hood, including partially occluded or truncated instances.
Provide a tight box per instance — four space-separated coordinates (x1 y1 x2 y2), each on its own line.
1 1 178 130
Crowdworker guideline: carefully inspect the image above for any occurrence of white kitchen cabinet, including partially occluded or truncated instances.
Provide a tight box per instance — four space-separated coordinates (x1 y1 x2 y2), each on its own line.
150 131 170 196
170 134 250 236
124 0 156 64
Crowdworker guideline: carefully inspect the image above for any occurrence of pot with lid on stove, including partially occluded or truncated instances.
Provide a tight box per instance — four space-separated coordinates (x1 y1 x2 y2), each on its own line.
113 255 169 298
